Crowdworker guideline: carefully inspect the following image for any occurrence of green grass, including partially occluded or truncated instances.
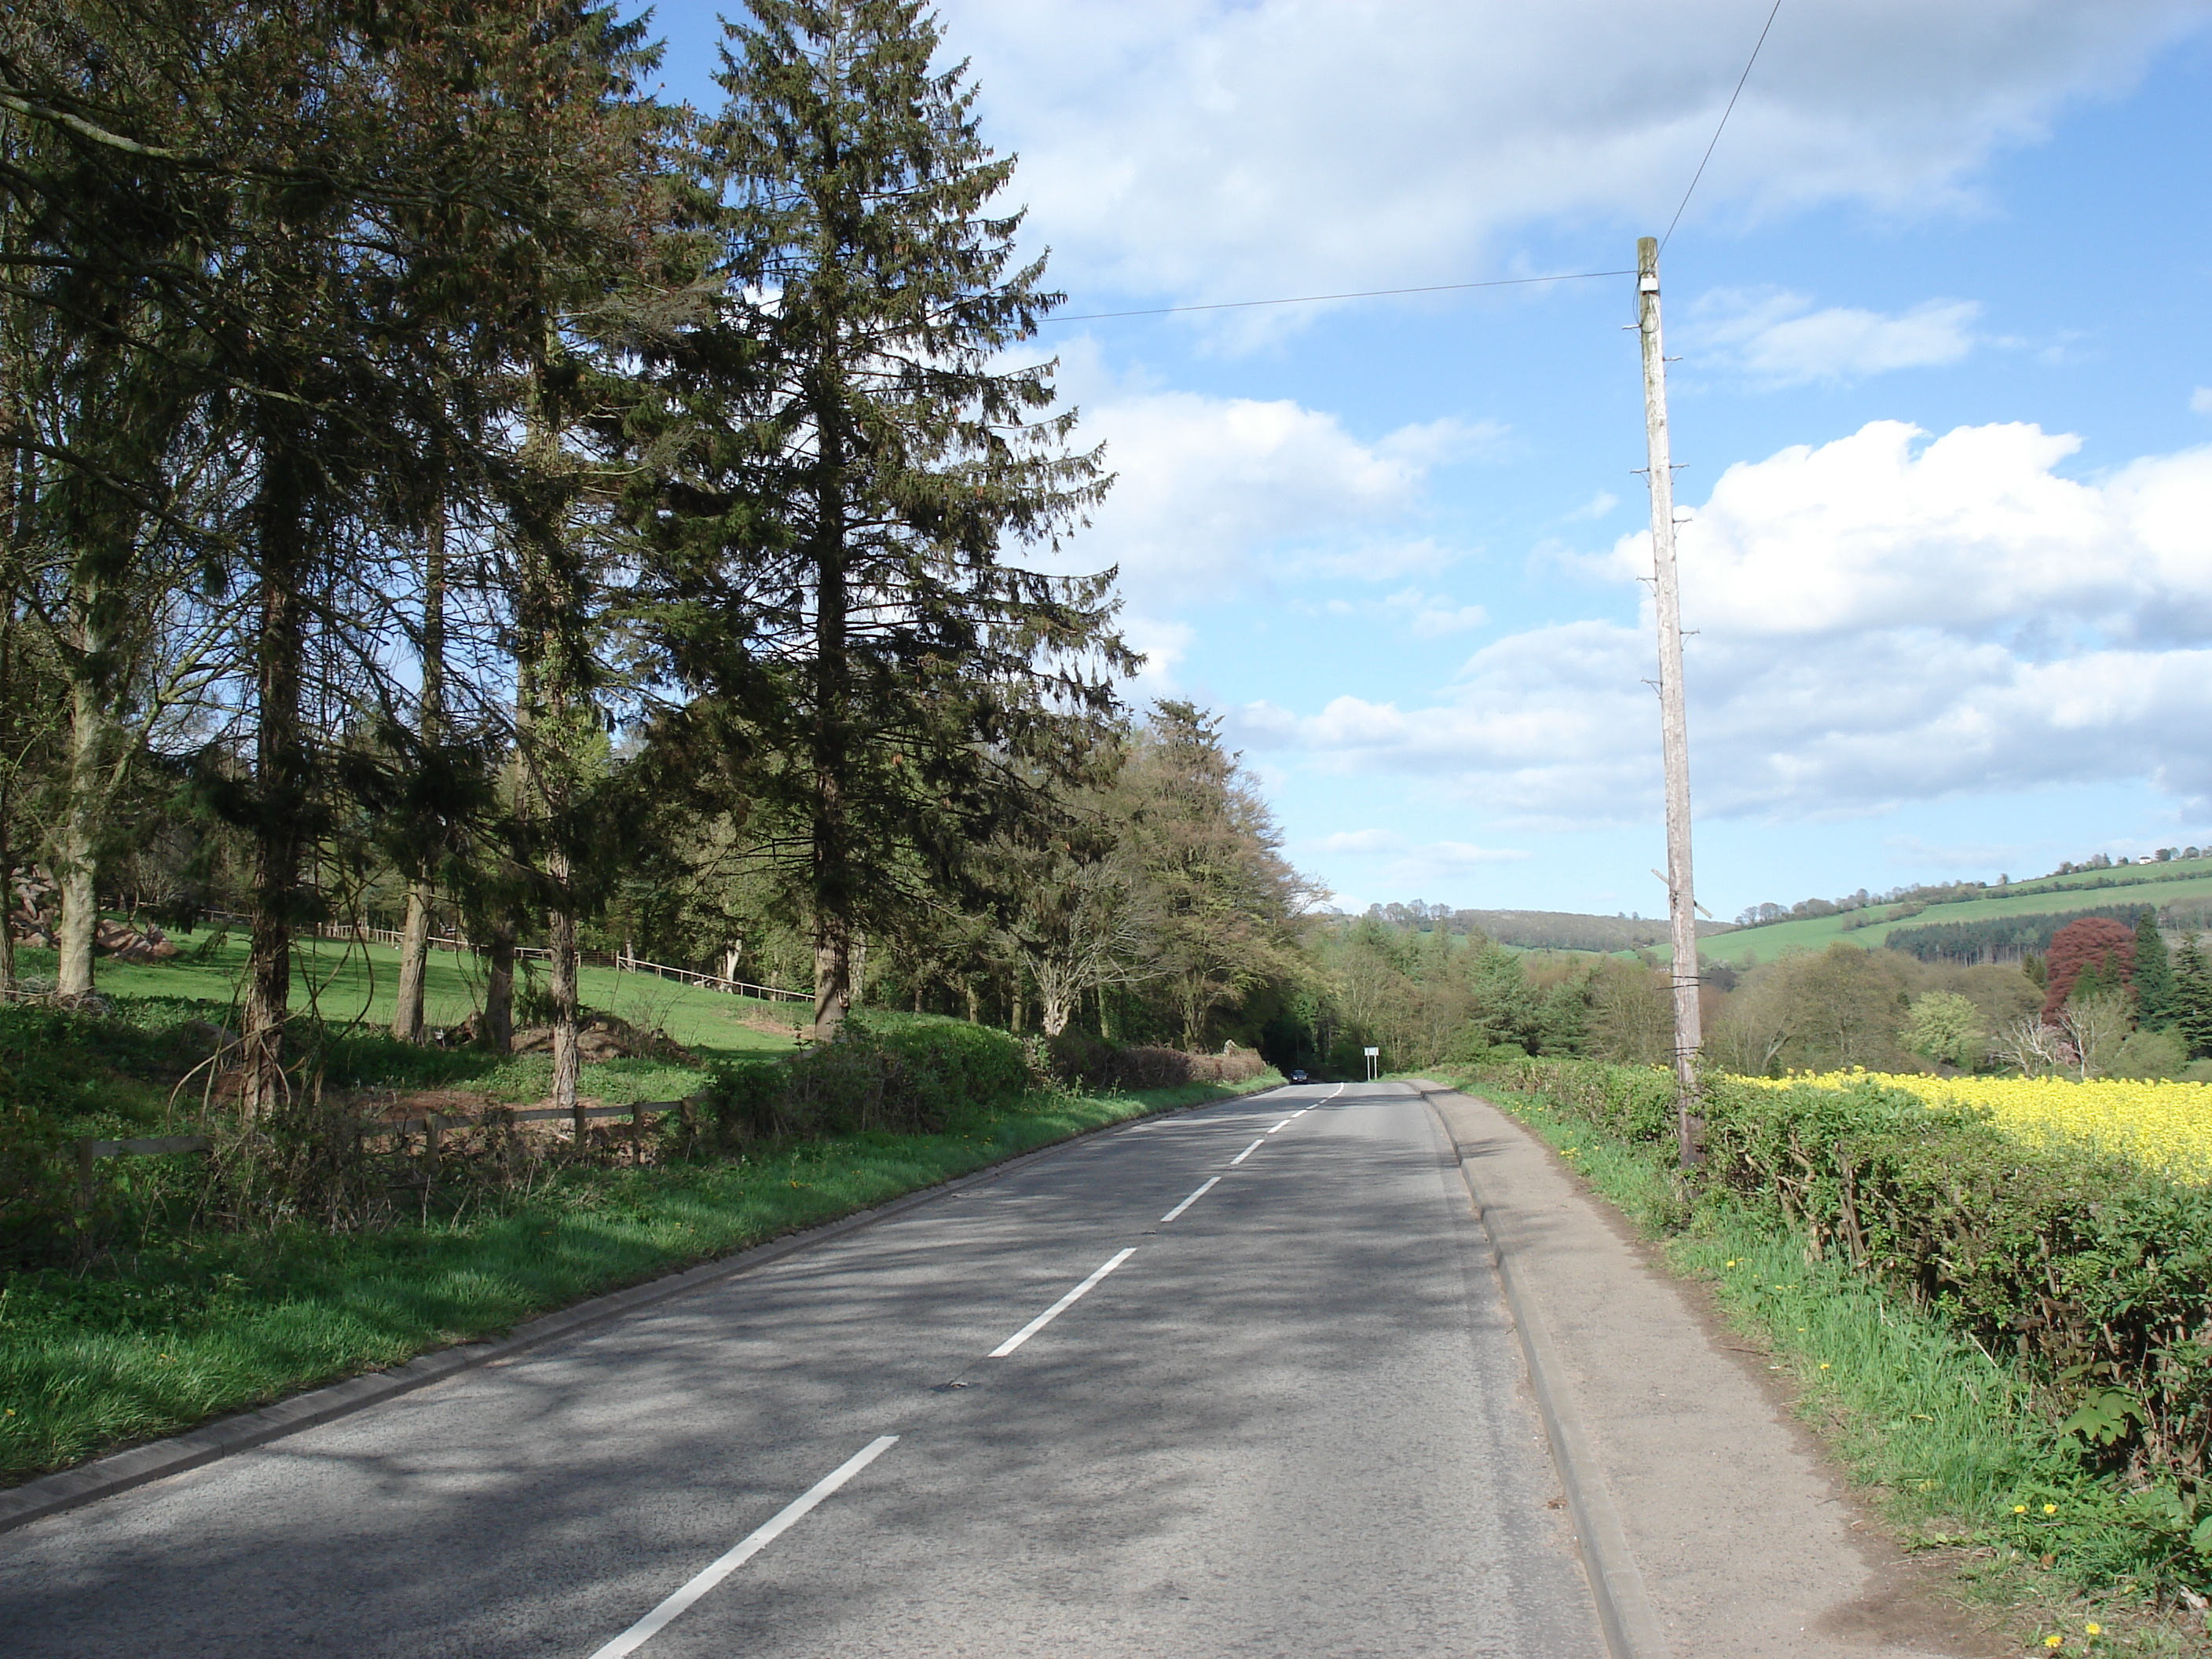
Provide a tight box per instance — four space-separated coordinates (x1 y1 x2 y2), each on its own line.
0 1072 1279 1487
28 928 804 1060
1694 862 2212 966
1438 1067 2212 1655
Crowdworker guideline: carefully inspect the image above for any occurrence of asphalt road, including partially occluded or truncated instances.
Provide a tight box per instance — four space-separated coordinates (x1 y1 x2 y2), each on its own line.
2 1081 1602 1658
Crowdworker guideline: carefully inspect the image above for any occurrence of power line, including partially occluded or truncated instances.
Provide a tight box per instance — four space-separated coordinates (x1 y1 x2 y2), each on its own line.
1042 269 1634 325
1661 0 1785 251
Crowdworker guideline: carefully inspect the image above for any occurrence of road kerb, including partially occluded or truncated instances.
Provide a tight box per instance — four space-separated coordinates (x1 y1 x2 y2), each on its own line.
0 1084 1281 1537
1415 1082 1671 1659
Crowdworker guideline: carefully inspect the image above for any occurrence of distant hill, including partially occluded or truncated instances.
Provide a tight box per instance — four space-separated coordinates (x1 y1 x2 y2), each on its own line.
1459 909 1736 954
1335 902 1734 955
1697 856 2212 967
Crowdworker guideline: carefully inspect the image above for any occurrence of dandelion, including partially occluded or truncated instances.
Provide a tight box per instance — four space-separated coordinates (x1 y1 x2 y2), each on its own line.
2085 1624 2101 1637
1819 1362 1831 1370
2045 1638 2064 1650
2014 1505 2028 1514
2044 1503 2057 1514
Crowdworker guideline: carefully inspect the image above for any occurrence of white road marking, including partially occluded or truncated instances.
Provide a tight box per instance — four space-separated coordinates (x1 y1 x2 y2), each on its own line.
588 1435 899 1659
989 1247 1137 1357
1159 1177 1219 1223
1265 1117 1295 1133
1228 1138 1265 1166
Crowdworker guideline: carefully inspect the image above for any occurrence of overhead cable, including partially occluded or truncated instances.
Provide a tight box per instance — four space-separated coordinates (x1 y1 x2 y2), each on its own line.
1042 269 1634 325
1661 0 1785 251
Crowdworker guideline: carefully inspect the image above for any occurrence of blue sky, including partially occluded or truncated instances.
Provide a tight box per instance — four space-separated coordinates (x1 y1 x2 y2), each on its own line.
650 1 2212 921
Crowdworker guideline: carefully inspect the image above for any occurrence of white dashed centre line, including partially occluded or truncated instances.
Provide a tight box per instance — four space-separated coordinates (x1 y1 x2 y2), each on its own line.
1159 1176 1218 1224
989 1247 1137 1357
588 1434 899 1659
1265 1117 1295 1133
1228 1138 1265 1166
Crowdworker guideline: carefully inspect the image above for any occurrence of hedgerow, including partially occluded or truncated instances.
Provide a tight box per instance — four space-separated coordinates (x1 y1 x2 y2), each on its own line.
1462 1057 2212 1591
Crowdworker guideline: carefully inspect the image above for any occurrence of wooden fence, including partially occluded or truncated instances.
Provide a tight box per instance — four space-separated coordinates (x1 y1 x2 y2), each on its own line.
192 910 809 1005
73 1097 698 1202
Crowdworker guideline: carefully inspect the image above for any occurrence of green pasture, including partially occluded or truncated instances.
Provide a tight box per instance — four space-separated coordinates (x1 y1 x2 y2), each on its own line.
34 930 804 1060
1691 863 2212 966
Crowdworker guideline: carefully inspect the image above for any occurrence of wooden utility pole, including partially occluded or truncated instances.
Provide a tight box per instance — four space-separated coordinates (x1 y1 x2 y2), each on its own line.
1636 235 1702 1167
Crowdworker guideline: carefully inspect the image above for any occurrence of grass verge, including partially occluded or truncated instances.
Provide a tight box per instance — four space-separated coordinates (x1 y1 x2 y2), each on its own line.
0 1073 1277 1488
1426 1068 2212 1657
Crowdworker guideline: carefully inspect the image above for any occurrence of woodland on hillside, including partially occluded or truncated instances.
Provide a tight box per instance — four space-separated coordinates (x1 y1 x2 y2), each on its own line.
1314 905 2212 1082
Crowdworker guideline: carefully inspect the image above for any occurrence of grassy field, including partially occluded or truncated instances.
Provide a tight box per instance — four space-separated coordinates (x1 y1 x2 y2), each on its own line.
1694 861 2212 966
0 1071 1280 1485
29 928 804 1060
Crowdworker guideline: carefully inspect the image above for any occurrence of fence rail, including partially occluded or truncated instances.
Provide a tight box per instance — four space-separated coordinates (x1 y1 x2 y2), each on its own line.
191 910 809 1005
71 1098 698 1200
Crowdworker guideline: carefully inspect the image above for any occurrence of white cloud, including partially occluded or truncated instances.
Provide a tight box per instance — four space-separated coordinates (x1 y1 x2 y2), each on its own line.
2192 386 2212 415
1037 346 1490 663
1687 290 1981 386
953 0 2209 326
1305 830 1531 893
1237 422 2212 822
1564 489 1620 522
1317 829 1408 855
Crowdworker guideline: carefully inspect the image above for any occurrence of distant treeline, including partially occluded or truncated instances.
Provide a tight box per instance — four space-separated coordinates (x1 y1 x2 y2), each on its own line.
1353 903 1732 954
1884 906 2155 966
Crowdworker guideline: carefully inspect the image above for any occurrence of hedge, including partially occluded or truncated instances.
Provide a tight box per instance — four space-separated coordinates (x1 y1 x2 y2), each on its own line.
1465 1057 2212 1502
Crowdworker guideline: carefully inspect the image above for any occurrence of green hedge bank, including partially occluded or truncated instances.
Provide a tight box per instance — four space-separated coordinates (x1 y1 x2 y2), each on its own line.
1448 1058 2212 1601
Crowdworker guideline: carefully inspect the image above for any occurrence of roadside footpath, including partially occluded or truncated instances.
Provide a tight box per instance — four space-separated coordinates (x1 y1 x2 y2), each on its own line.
1413 1081 2000 1659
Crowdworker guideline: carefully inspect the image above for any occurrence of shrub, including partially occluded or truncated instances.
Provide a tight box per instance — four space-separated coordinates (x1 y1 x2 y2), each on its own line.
0 1093 79 1269
1464 1058 2212 1509
697 1016 1032 1144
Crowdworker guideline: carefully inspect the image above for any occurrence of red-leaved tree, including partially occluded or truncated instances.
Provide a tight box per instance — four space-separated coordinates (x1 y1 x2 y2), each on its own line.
2042 916 2137 1022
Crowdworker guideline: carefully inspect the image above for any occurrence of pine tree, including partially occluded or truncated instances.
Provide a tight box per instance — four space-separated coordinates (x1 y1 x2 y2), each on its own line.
2132 908 2175 1029
2172 935 2212 1060
680 0 1130 1039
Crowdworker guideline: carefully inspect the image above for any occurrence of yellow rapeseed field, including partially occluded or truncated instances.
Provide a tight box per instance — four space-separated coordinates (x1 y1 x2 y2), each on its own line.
1741 1069 2212 1184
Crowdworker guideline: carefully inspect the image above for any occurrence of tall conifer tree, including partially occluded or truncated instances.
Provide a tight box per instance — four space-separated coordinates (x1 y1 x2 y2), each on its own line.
683 0 1128 1038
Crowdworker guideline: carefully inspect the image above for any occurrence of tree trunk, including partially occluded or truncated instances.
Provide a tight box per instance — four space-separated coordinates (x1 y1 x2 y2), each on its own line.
53 587 115 998
391 486 446 1042
1040 983 1070 1038
393 885 435 1042
242 455 309 1120
483 920 515 1053
963 979 978 1024
548 848 582 1137
808 407 853 1043
812 917 851 1042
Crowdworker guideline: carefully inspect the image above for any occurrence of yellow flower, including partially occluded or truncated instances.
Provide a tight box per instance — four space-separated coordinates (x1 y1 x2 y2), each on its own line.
2085 1624 2101 1637
2046 1638 2064 1650
1737 1071 2212 1183
2044 1503 2057 1514
1819 1362 1831 1369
